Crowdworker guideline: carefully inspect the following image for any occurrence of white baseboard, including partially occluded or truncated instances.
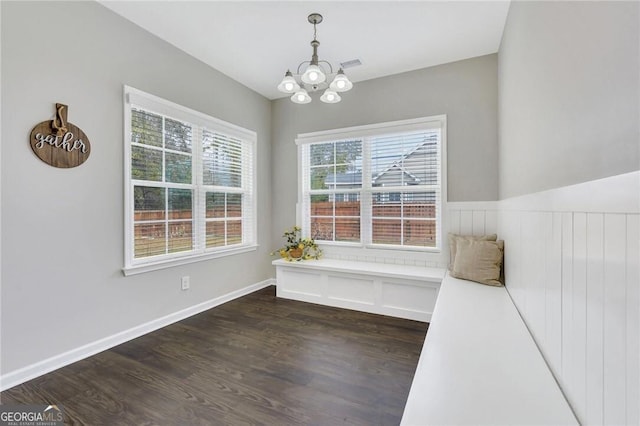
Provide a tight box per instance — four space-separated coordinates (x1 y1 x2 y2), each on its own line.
0 278 275 391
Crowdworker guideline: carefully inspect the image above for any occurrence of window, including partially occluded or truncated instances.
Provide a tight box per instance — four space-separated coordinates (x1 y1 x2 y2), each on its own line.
298 116 445 251
124 87 256 274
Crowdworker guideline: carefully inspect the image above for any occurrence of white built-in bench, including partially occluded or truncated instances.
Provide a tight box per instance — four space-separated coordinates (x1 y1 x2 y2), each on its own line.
401 273 578 425
273 258 577 424
272 258 445 322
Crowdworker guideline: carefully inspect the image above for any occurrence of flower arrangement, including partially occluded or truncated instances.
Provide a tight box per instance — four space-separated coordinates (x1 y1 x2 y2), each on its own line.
271 226 322 261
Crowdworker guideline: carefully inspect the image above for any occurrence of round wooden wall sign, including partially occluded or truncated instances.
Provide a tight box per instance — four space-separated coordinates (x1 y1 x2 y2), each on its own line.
29 103 91 168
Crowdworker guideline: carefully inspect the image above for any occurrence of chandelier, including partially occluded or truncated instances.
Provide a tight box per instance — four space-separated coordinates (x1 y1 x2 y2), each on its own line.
277 13 353 104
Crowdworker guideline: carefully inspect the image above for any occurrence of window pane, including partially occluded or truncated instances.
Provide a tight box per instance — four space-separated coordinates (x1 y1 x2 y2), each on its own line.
202 130 242 187
227 194 242 217
310 142 334 166
168 189 192 220
310 194 332 216
311 217 334 241
335 218 360 242
134 223 165 258
371 132 438 187
165 152 191 184
134 186 165 221
371 141 403 186
206 221 225 247
404 219 436 247
227 220 242 244
372 194 401 217
206 192 225 218
165 118 192 153
131 109 162 147
132 146 162 181
335 196 360 216
404 192 436 219
310 166 332 190
168 221 192 253
334 141 362 189
372 219 401 245
335 140 362 169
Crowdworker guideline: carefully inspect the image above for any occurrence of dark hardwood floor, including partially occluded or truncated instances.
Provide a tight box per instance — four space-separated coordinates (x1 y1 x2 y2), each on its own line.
1 286 428 425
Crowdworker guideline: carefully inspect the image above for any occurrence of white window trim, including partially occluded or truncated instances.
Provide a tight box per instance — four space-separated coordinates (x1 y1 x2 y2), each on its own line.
296 115 447 253
123 86 257 275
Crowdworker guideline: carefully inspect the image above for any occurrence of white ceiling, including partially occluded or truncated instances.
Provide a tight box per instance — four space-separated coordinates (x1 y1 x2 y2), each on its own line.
101 1 511 100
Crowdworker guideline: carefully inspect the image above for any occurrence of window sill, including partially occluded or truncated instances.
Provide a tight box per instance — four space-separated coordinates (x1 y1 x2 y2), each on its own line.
122 244 258 276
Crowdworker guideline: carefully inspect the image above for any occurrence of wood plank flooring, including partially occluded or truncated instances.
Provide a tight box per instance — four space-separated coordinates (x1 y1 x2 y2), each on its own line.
1 286 428 425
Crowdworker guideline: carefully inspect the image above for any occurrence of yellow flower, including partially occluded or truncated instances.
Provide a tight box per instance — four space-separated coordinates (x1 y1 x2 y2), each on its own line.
298 243 304 249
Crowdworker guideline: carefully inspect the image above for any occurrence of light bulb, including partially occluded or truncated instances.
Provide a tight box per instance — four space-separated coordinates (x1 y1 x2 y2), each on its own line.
291 89 311 104
277 70 300 93
301 65 326 85
320 89 341 104
329 69 353 92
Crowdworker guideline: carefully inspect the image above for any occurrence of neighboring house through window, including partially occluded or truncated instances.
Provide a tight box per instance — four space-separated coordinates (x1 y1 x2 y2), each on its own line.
123 86 257 274
298 116 446 251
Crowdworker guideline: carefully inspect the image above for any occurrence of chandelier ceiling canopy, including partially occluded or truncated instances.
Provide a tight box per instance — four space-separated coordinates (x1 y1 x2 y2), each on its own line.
277 13 353 104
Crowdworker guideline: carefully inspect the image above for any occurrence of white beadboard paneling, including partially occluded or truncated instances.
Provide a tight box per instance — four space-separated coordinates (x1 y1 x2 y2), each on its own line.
603 213 627 426
498 172 639 426
485 210 498 235
460 210 473 234
585 213 604 425
561 212 575 404
446 174 638 425
545 212 563 376
503 210 524 309
572 212 588 420
627 214 640 426
521 212 546 344
449 209 461 235
472 210 486 235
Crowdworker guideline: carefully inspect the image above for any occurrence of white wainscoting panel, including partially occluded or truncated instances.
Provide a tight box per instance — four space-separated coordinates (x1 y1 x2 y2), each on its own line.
381 280 440 315
497 171 640 426
327 275 375 305
273 259 445 322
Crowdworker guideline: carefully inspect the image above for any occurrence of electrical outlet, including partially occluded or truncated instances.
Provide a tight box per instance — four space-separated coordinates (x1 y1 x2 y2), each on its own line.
181 276 190 291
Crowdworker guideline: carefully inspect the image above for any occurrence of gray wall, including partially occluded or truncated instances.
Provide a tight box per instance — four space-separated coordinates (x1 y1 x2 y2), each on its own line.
1 1 272 374
271 54 498 243
498 1 639 199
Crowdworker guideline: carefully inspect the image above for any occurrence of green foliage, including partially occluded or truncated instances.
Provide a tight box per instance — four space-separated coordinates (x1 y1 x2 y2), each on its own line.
271 226 323 261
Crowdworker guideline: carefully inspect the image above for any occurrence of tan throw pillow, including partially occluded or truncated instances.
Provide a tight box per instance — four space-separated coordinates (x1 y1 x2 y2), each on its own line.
448 233 497 270
451 239 504 286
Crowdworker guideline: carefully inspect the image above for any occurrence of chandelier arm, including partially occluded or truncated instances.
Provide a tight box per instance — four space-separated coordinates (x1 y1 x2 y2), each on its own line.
296 61 311 75
317 60 334 75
